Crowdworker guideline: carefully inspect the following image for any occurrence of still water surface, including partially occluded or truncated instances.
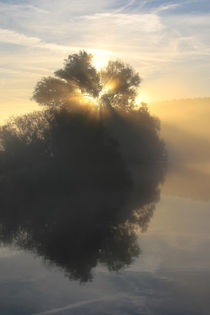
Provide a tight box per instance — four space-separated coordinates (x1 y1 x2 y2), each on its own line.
0 163 209 315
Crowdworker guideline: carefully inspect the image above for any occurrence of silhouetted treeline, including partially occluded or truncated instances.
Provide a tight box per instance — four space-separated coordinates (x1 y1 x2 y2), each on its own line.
0 51 166 282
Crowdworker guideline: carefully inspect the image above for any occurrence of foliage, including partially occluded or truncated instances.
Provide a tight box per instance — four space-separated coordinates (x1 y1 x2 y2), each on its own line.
55 51 101 98
32 50 141 111
100 60 141 110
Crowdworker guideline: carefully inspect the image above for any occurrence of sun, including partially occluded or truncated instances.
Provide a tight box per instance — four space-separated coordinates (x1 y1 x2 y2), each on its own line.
92 51 111 70
93 55 108 70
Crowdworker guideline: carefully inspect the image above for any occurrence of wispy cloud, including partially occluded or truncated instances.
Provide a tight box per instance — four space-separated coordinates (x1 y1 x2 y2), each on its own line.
114 0 138 13
0 28 43 47
154 3 181 14
137 0 150 11
0 28 114 57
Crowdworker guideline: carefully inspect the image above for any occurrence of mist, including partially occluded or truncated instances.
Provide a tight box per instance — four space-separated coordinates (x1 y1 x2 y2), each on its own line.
151 98 210 200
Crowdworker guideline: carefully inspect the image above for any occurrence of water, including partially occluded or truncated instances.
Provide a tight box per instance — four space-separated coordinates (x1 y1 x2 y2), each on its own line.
0 163 209 314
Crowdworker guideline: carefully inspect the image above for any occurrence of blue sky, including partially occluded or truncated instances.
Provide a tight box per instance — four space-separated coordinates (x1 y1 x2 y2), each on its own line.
0 0 210 120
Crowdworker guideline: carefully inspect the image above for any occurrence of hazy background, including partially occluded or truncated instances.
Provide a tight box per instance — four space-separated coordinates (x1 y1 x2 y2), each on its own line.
151 97 210 201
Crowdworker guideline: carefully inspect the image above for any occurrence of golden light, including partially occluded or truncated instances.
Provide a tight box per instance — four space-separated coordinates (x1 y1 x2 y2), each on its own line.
135 92 152 105
81 95 98 106
104 80 117 92
100 80 118 96
65 90 99 111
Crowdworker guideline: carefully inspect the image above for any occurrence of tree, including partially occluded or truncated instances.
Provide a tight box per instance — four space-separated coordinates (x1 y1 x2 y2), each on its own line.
55 51 102 98
32 77 73 107
0 50 166 282
100 60 141 110
32 50 141 111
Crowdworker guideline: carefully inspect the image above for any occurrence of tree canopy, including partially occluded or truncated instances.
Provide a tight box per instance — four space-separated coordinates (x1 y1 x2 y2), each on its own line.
32 50 141 111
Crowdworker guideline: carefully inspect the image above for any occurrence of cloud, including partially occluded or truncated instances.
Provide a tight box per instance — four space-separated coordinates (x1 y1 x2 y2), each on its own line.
154 3 181 14
114 0 139 13
1 1 209 66
0 28 113 59
0 28 42 47
83 12 164 32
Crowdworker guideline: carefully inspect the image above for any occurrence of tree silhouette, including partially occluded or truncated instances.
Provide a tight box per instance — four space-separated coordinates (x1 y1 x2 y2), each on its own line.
100 60 141 110
0 50 166 282
31 50 166 164
32 50 141 111
55 51 102 98
32 77 74 107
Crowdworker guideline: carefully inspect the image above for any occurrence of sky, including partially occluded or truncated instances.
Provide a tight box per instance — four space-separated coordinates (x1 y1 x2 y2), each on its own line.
0 0 210 121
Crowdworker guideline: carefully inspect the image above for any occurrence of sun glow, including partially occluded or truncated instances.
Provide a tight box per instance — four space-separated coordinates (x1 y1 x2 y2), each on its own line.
93 54 109 70
135 92 152 105
81 94 98 106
